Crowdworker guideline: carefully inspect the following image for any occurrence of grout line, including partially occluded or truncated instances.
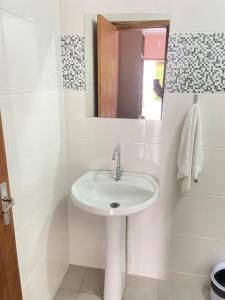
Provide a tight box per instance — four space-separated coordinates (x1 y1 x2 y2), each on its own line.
143 120 148 154
66 137 146 146
136 264 210 280
78 267 88 293
0 89 63 97
202 146 225 150
56 264 209 300
50 263 69 300
22 255 45 289
165 90 225 95
15 140 63 169
187 191 225 198
65 136 180 147
0 88 64 97
63 88 85 93
131 227 225 241
15 184 67 237
65 136 225 150
0 7 60 34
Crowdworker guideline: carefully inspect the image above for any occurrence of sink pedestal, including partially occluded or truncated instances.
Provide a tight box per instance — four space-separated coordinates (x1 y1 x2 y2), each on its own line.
104 216 126 300
71 171 159 299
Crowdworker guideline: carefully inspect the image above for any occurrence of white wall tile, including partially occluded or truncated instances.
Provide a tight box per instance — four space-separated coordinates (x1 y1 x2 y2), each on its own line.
67 139 143 184
65 93 146 143
0 95 18 172
0 11 9 94
2 11 40 93
165 193 225 239
190 148 225 196
12 142 66 231
16 187 68 284
22 256 68 300
129 188 179 232
69 201 105 268
37 30 62 91
128 228 225 276
67 139 114 185
0 0 60 32
65 90 86 117
60 0 155 34
199 94 225 148
10 91 64 164
67 139 149 186
171 0 225 33
130 191 225 239
66 117 146 143
153 0 171 13
144 143 179 190
0 2 68 299
121 142 146 173
2 11 61 94
146 93 193 145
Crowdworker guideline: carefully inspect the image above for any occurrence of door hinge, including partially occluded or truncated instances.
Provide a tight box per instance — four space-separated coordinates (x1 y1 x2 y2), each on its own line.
0 182 14 225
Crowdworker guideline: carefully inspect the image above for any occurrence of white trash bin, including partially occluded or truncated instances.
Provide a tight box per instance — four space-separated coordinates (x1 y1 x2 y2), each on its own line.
211 263 225 300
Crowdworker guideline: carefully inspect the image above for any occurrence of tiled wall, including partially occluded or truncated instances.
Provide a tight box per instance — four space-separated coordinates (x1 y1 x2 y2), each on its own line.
0 1 69 299
166 33 225 93
61 35 85 90
60 0 225 288
61 32 225 93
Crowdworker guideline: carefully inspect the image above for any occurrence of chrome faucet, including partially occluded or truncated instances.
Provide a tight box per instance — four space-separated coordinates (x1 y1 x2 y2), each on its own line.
112 144 122 181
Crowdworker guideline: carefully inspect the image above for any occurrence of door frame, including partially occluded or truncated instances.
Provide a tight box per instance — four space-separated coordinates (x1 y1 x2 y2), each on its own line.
0 114 23 300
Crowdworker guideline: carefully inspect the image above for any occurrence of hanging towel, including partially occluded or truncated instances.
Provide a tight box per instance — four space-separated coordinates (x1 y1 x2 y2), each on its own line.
177 104 203 193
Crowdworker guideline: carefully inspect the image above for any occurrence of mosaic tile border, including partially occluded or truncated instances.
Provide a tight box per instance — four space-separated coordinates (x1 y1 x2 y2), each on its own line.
61 33 225 93
61 35 85 91
165 32 225 93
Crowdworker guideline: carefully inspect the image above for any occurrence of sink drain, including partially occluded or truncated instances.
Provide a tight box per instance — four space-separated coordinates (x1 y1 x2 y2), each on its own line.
110 202 120 208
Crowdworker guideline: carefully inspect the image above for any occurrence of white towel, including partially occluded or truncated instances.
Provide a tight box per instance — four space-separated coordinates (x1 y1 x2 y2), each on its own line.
177 104 203 193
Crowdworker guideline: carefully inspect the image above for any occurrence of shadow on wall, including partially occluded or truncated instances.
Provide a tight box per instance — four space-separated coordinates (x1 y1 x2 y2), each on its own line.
41 143 69 300
47 194 69 298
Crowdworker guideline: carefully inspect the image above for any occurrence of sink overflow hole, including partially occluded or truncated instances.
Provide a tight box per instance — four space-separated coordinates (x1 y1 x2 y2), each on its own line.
110 202 120 208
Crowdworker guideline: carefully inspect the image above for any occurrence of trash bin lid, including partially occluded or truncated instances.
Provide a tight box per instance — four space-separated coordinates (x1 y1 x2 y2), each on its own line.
215 270 225 288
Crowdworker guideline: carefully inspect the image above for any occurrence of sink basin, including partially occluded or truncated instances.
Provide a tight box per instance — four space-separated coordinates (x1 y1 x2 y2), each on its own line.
71 170 159 300
71 170 158 217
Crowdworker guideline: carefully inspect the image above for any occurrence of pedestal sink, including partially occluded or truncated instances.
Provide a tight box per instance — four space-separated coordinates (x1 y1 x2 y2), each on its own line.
71 170 159 300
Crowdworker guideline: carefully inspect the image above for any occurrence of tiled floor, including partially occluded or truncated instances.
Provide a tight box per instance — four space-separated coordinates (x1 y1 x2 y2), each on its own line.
54 265 210 300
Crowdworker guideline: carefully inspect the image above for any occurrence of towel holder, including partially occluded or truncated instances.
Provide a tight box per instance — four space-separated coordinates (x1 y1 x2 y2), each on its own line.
193 94 198 104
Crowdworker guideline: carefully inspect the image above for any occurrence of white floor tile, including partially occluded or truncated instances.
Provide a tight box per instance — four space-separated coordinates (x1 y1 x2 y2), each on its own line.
125 273 159 300
158 281 210 300
55 265 210 300
60 265 86 292
126 274 159 289
80 268 104 296
77 293 102 300
53 289 78 300
124 286 158 300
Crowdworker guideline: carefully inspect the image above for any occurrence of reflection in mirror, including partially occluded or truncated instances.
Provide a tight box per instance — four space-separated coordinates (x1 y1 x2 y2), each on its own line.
85 15 170 120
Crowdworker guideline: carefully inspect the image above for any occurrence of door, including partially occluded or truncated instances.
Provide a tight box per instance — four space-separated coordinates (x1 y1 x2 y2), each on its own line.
0 115 22 300
97 15 119 118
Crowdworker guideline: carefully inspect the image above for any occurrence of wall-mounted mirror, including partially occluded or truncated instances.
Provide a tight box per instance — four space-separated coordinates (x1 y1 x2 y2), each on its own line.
85 14 170 120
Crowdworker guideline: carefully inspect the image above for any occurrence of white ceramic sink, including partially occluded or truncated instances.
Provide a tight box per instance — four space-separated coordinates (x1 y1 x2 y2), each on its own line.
71 170 158 217
71 170 159 300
